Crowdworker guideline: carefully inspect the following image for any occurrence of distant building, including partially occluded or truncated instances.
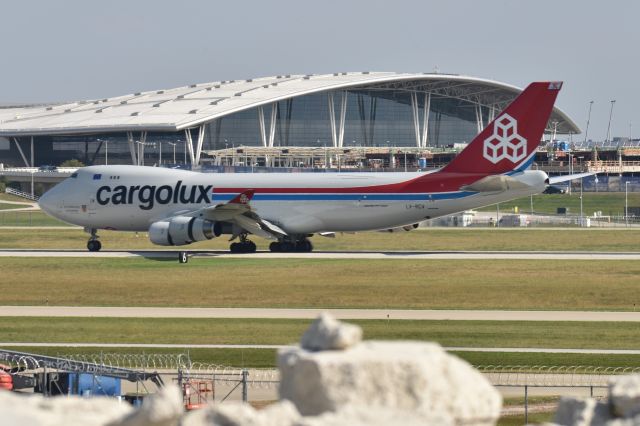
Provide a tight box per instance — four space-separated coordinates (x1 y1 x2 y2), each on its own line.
0 72 578 168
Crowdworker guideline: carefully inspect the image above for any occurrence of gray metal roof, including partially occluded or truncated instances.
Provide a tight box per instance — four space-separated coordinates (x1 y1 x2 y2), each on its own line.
0 72 580 136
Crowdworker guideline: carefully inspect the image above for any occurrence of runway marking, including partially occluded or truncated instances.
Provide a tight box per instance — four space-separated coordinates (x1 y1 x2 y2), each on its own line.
2 306 640 322
0 249 639 260
0 342 637 354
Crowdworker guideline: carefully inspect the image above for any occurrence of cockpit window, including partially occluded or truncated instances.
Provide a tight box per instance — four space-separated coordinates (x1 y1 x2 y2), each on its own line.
70 172 78 178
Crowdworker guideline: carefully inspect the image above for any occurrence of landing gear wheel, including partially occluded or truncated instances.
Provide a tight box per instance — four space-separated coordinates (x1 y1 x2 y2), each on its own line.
269 242 281 252
230 241 257 254
178 251 189 264
87 240 102 252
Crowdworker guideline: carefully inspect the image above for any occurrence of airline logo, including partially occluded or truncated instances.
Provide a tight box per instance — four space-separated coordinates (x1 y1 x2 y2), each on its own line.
483 113 527 164
96 180 212 210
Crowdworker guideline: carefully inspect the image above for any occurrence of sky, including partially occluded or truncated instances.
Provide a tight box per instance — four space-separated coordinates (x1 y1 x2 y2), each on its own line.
1 0 638 140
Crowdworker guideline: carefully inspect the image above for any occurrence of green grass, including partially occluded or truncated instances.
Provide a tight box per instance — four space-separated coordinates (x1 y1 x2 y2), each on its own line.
479 192 640 217
2 318 640 350
498 412 554 425
4 345 640 371
3 346 279 369
1 227 640 251
0 211 70 226
0 257 639 310
0 193 32 203
0 202 28 210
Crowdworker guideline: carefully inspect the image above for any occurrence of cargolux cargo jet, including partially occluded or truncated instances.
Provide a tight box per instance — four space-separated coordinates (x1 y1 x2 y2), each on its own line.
38 81 587 258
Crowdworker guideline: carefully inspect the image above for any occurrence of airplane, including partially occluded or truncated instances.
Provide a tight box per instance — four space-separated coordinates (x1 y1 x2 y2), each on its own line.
38 81 590 260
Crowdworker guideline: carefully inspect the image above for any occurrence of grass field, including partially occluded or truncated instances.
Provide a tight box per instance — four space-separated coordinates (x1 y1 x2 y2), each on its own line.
0 193 32 203
0 257 638 310
4 344 640 370
3 318 640 350
0 202 27 210
1 227 640 251
478 192 640 217
0 210 69 226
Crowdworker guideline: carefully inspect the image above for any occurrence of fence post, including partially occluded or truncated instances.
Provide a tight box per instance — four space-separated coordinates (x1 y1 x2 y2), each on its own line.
590 386 594 397
524 385 528 425
242 369 249 403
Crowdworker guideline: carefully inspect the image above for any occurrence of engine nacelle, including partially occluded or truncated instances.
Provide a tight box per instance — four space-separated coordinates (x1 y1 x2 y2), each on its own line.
149 216 222 246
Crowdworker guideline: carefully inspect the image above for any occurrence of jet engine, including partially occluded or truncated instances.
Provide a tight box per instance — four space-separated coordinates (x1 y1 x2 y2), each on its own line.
149 216 222 246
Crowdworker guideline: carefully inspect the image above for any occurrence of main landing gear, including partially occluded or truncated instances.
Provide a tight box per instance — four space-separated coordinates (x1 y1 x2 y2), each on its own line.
229 234 257 254
86 228 102 252
269 238 313 253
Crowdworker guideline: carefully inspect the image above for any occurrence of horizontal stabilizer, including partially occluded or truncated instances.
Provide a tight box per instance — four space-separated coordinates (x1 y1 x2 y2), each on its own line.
460 175 532 192
548 172 595 184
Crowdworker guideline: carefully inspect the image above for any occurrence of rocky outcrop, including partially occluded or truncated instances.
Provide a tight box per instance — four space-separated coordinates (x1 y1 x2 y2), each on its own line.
299 313 362 351
551 374 640 425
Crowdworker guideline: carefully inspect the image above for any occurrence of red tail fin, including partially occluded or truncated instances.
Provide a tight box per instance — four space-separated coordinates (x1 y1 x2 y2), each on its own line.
441 82 562 174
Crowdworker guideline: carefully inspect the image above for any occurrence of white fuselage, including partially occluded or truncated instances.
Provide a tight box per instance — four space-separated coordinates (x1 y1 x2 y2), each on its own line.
39 165 548 235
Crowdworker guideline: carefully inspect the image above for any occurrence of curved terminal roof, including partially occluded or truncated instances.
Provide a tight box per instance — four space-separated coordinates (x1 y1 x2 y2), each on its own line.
0 72 580 136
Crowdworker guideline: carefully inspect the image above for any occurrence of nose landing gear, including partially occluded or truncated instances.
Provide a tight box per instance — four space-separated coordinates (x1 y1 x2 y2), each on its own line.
86 228 102 252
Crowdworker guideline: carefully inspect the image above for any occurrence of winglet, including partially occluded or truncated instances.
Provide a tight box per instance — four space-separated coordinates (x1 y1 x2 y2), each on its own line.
229 189 255 205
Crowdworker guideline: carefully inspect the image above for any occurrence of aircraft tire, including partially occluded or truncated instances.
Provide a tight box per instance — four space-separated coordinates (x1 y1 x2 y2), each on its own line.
269 242 280 252
87 240 102 252
246 241 257 253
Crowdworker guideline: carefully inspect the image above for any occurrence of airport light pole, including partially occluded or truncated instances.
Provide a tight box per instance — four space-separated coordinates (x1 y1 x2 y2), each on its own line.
606 100 616 145
580 178 584 227
625 181 630 227
584 101 594 144
158 141 162 166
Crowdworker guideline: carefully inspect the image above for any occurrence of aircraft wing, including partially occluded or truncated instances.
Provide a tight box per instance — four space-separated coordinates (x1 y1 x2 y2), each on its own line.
200 189 287 240
548 172 595 184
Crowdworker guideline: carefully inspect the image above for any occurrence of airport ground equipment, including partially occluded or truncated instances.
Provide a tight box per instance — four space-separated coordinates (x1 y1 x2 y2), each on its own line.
0 349 164 395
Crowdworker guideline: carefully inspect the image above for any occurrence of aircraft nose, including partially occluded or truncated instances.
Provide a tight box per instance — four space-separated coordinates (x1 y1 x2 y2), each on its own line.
38 185 60 216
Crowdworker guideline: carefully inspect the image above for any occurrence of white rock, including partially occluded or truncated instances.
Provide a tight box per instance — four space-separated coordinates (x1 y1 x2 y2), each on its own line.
110 384 183 426
181 400 300 426
610 375 640 418
293 405 453 426
278 340 501 425
0 389 133 426
552 397 612 426
300 313 362 351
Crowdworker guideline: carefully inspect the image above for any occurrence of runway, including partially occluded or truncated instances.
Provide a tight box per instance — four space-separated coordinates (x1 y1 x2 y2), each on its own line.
1 249 639 260
3 306 640 322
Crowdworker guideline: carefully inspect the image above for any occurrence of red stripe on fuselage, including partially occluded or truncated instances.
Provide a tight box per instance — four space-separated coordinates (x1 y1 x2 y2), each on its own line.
211 172 488 194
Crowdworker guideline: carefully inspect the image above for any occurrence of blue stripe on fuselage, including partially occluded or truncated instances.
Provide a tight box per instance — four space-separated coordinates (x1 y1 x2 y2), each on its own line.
211 191 476 202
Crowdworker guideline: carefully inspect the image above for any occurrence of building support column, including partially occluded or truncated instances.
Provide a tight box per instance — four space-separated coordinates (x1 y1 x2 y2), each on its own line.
475 104 484 134
138 131 147 166
268 104 277 148
411 92 431 148
488 106 495 124
328 92 347 148
183 129 196 166
338 92 347 148
258 104 278 148
194 124 206 166
30 136 34 167
421 93 430 148
12 138 30 167
258 106 268 147
328 93 337 147
127 132 137 165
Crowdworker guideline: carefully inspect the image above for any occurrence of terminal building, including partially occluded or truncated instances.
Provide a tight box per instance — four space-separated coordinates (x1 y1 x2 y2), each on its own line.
0 72 579 170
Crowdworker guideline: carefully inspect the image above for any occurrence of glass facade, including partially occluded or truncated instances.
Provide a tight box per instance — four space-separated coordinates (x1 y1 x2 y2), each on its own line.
0 89 489 167
202 90 485 150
